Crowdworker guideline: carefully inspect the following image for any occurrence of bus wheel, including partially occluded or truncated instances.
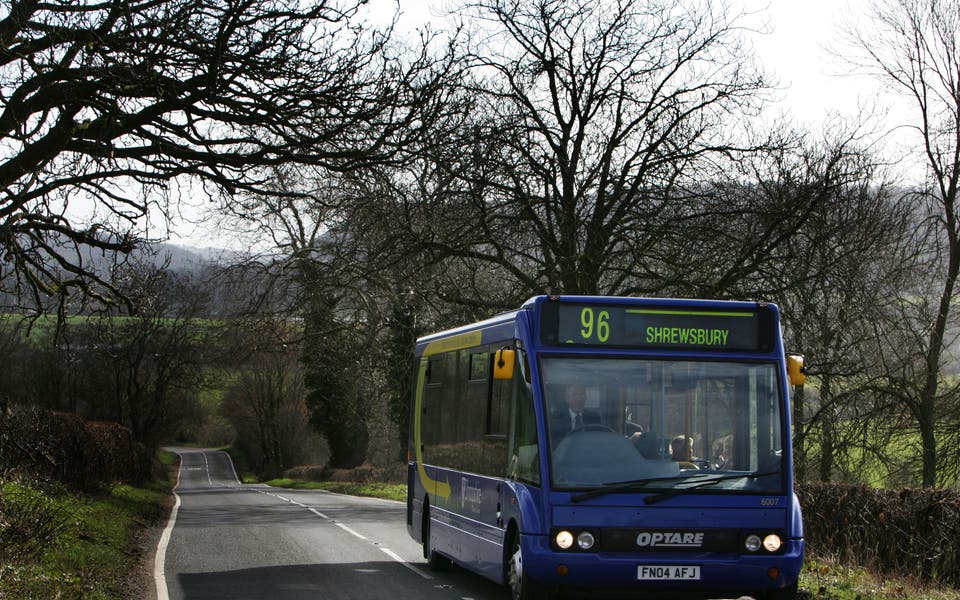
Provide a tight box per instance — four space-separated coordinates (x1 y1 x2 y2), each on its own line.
764 582 798 600
507 534 545 600
422 502 451 571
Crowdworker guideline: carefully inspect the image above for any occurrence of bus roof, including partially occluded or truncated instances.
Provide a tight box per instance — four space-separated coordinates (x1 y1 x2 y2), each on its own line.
415 308 522 357
520 295 773 311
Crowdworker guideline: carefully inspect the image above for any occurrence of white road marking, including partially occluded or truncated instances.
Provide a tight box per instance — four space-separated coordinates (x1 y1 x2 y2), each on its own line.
202 452 212 485
253 487 433 581
219 450 241 484
154 453 183 600
335 522 369 540
379 546 434 580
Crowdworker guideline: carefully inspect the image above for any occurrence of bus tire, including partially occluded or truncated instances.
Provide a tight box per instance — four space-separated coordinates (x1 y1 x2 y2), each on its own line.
506 530 547 600
422 501 451 571
764 582 798 600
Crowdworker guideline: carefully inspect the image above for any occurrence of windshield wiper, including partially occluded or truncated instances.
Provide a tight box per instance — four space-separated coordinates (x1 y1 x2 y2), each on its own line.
642 471 781 505
570 473 714 503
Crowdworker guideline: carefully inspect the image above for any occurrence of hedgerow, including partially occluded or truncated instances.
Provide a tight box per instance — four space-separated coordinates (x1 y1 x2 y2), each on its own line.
798 482 960 586
0 405 150 491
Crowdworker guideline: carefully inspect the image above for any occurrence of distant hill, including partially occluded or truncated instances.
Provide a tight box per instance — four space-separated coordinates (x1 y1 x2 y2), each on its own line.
68 240 249 278
0 235 260 312
149 243 247 273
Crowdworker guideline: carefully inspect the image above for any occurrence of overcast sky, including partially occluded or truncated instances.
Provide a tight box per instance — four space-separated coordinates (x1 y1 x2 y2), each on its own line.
365 0 915 155
735 0 910 131
362 0 928 191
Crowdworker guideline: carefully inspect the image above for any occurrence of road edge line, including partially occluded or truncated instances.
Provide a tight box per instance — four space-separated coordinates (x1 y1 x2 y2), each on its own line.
218 449 241 484
154 452 183 600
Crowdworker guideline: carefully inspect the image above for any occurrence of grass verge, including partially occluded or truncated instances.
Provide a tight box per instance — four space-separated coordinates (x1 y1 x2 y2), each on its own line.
0 471 172 598
799 557 960 599
156 448 180 467
264 478 406 502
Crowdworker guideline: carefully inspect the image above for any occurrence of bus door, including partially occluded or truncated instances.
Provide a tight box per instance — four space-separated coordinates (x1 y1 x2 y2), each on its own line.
464 347 510 579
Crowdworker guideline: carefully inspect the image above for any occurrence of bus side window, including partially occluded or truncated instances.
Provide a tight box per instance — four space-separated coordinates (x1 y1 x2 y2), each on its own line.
421 356 444 467
508 348 540 485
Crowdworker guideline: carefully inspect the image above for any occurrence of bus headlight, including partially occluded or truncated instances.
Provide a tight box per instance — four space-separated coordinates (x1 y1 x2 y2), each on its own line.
744 534 762 552
763 534 782 552
576 531 596 550
555 530 574 550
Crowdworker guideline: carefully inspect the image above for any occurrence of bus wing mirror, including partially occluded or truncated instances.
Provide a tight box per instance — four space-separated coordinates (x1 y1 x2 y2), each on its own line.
786 354 806 386
494 348 516 380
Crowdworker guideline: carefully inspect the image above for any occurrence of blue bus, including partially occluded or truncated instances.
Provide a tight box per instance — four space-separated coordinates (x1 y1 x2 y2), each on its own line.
406 295 804 599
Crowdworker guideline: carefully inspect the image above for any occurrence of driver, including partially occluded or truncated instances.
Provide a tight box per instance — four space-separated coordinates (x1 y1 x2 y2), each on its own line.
551 384 602 443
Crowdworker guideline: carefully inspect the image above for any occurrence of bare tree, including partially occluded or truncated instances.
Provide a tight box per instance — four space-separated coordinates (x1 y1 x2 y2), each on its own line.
645 124 892 300
848 0 960 486
0 0 447 309
220 321 324 478
84 260 210 447
378 0 770 306
777 167 927 484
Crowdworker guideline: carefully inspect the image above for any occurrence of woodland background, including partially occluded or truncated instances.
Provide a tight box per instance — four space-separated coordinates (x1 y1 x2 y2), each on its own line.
1 0 960 494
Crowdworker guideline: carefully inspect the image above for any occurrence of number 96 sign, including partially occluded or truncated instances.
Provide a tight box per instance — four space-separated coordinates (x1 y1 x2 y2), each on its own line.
572 307 610 343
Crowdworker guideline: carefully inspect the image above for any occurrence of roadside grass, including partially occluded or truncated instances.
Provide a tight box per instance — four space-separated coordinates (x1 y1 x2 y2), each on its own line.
264 478 406 502
800 557 960 599
157 448 180 467
0 475 170 599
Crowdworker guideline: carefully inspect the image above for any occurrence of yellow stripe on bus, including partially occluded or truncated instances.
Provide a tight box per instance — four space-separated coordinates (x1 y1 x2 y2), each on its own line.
413 329 484 501
414 359 451 500
421 330 483 357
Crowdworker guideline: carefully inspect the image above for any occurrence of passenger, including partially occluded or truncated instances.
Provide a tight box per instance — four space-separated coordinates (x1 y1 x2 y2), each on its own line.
624 407 644 437
632 431 660 459
711 434 733 470
670 435 697 467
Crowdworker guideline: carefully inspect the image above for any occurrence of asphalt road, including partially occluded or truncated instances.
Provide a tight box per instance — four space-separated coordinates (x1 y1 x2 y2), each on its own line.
157 448 507 600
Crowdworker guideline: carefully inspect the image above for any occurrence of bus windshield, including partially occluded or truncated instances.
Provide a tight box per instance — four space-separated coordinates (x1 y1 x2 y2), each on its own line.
542 357 784 493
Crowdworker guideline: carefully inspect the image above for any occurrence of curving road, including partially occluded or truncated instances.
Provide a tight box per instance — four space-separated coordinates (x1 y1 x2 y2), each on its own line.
156 448 507 600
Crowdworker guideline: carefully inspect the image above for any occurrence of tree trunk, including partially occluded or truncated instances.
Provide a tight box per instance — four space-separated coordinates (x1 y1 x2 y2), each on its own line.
818 375 835 482
919 232 960 486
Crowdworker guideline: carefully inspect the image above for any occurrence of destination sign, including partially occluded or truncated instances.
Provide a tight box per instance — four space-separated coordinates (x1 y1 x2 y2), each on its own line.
541 302 771 351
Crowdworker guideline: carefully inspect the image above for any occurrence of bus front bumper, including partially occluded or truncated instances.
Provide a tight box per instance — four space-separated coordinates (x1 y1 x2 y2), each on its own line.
521 534 803 597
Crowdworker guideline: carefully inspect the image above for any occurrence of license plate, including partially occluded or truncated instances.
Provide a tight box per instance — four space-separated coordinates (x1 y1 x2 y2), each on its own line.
637 565 701 580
